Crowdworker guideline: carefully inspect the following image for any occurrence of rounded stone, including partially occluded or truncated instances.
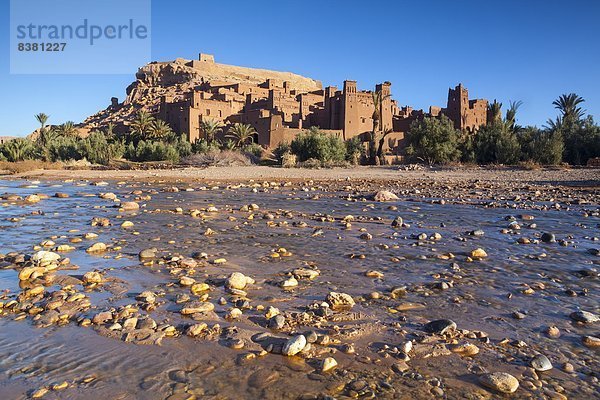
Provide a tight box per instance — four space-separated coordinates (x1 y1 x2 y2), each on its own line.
227 308 243 319
570 310 599 323
326 292 355 310
373 190 399 202
32 250 60 264
268 314 285 330
365 270 384 278
282 335 306 356
281 277 298 288
582 335 600 348
120 201 140 211
449 342 479 356
179 276 196 286
470 248 488 258
139 248 157 260
86 242 107 253
321 357 338 372
424 319 457 335
82 271 103 284
305 330 318 343
479 372 519 394
25 194 41 203
227 272 249 290
530 354 552 371
541 232 556 243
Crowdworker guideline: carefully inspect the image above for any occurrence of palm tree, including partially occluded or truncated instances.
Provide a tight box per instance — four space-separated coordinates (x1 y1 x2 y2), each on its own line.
551 94 587 165
552 93 585 122
487 100 503 124
148 119 174 140
505 100 523 133
35 113 49 133
57 121 78 136
130 110 155 141
200 119 223 144
226 123 256 147
544 116 562 131
34 113 58 160
40 127 61 143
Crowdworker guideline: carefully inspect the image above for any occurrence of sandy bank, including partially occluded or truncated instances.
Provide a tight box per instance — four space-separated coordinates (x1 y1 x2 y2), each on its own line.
4 165 600 187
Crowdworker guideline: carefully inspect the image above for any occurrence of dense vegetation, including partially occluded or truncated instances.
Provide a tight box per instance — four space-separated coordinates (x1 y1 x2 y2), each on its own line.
405 93 599 166
0 112 261 166
273 127 363 167
1 93 597 168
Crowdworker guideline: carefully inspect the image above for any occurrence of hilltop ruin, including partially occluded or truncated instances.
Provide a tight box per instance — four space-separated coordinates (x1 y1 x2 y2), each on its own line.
82 53 490 155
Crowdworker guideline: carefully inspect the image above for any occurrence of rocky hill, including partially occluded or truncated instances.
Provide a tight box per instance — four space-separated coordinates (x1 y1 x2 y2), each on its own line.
81 56 323 133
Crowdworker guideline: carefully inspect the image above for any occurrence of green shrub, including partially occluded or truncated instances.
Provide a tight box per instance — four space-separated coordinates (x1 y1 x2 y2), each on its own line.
518 126 563 165
345 137 365 164
405 115 461 165
25 130 126 165
220 139 236 151
125 140 180 162
0 138 37 162
47 135 82 161
175 136 193 158
273 142 291 165
290 128 346 163
79 131 125 165
474 123 521 164
458 131 476 163
192 139 221 154
561 116 600 165
243 143 264 158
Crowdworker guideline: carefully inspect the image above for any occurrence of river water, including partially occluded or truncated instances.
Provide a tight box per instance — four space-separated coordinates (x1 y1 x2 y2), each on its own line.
0 179 598 399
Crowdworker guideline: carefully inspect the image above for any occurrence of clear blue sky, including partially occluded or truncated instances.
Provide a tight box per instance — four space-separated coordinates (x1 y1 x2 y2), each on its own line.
1 0 599 137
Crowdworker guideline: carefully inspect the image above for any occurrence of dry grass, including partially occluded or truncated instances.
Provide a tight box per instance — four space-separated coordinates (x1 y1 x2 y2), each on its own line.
181 151 253 167
295 158 352 169
517 160 542 170
0 160 64 174
281 152 297 168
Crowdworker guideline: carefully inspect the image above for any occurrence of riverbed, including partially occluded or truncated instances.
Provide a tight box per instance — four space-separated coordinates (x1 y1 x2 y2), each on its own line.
0 178 598 399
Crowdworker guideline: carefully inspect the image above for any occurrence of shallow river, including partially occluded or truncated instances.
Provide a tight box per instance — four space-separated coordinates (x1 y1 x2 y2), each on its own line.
0 179 598 399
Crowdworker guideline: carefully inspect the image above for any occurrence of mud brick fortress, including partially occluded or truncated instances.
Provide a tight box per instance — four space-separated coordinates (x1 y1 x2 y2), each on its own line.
86 53 490 155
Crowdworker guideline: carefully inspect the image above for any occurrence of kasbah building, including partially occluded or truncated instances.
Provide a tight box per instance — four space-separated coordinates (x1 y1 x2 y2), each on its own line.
157 53 490 159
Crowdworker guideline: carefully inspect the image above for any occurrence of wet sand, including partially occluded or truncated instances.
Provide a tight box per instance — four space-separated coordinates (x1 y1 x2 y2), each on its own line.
0 170 598 399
